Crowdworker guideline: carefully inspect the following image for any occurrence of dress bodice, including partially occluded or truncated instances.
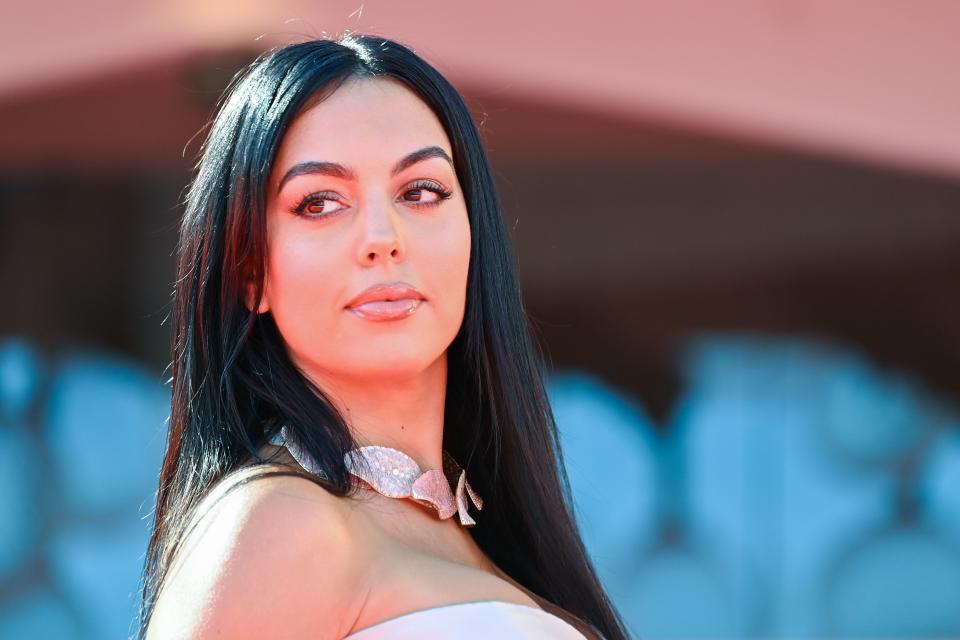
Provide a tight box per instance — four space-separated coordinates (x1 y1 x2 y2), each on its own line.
344 600 590 639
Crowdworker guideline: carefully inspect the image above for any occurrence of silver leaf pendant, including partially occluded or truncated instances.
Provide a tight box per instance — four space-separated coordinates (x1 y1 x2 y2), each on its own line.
344 444 483 527
272 425 483 527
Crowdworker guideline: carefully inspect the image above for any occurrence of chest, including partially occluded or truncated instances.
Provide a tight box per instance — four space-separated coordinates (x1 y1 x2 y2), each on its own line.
255 444 593 637
342 488 544 634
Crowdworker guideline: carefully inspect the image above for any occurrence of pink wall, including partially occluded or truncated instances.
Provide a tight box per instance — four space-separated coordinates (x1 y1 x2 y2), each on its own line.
2 1 959 178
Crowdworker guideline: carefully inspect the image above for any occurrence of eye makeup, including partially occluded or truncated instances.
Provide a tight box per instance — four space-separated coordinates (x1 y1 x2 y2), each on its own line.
290 179 454 220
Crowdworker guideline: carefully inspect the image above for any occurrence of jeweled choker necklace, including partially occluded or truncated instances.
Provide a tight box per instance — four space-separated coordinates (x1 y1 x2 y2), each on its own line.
268 424 484 527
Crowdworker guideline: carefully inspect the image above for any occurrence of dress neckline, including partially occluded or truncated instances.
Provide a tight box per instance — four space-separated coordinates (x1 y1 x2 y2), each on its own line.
344 599 590 639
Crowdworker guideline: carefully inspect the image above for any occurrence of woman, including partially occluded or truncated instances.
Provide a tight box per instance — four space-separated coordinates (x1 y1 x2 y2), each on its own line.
137 34 631 640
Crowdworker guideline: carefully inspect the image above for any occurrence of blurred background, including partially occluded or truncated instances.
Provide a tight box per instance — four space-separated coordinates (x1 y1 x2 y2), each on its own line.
1 2 958 639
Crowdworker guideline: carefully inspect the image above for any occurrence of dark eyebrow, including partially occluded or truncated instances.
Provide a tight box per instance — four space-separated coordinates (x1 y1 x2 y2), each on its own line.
275 145 453 195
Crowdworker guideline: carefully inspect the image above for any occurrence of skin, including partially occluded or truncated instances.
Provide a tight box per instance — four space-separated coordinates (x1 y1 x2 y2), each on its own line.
251 75 471 474
246 77 570 633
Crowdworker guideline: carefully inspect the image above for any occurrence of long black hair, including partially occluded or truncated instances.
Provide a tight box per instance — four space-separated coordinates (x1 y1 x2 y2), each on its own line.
136 33 631 640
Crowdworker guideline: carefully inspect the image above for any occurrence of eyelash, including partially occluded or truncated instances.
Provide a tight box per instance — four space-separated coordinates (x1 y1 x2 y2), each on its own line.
291 180 454 219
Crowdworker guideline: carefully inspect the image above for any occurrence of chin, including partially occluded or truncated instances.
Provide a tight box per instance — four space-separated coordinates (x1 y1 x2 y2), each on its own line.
339 346 446 378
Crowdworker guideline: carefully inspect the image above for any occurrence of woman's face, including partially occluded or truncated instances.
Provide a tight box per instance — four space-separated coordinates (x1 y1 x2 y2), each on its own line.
256 76 471 386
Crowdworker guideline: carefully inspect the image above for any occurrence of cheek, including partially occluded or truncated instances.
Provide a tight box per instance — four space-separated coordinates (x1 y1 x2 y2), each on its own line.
263 208 470 369
428 211 471 321
265 229 341 333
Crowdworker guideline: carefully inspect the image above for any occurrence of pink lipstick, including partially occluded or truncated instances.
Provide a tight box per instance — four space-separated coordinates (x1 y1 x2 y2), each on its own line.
345 282 426 322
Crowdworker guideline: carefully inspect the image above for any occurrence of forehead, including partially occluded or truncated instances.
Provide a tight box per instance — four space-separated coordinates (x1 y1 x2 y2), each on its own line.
272 77 452 178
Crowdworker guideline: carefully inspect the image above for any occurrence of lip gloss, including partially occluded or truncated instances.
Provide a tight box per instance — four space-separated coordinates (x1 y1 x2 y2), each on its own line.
347 298 424 321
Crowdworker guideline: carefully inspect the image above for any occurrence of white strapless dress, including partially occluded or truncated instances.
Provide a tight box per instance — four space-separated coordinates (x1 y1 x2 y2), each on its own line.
344 600 591 639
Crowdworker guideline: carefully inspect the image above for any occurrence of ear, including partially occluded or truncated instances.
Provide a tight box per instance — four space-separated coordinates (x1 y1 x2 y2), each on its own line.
243 272 270 314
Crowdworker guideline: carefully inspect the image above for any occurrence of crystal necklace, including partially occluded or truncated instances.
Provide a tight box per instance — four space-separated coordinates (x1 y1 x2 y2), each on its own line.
268 424 484 527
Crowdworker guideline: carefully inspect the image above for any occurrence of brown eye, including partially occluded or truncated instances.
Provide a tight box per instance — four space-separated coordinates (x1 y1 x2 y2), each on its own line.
403 188 440 203
292 192 348 219
400 180 453 208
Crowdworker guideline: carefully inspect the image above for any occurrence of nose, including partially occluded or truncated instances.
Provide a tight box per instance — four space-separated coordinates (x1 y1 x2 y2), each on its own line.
357 198 406 265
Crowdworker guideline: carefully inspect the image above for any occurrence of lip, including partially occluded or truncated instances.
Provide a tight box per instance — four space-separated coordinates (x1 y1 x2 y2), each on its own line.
347 298 425 321
345 281 426 322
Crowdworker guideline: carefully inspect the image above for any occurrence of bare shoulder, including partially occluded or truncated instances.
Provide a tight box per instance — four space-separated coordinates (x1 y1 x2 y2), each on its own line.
146 465 370 640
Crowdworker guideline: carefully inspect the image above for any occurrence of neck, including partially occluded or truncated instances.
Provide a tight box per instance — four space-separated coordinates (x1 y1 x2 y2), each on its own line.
295 352 449 472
